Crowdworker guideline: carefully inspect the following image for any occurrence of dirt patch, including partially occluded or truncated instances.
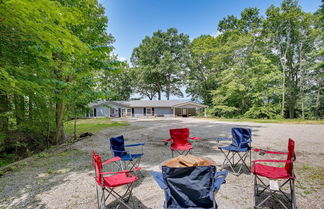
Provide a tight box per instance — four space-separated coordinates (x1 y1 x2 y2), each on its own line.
1 118 323 208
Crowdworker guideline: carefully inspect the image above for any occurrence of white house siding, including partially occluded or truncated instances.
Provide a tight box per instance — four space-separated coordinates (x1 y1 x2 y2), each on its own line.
155 107 173 117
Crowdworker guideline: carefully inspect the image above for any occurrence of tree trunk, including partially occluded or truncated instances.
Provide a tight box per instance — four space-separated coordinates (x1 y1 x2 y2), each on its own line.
315 86 320 119
53 100 65 144
28 95 33 121
0 92 9 132
166 84 170 100
166 90 170 100
73 108 77 141
281 72 285 118
14 95 25 127
288 98 295 119
158 91 161 100
301 94 305 119
298 43 305 119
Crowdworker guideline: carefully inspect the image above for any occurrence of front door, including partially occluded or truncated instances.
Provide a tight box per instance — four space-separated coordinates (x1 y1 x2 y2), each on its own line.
182 108 187 116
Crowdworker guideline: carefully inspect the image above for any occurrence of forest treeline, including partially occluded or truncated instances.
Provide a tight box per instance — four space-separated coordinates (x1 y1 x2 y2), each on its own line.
125 0 323 120
0 0 323 165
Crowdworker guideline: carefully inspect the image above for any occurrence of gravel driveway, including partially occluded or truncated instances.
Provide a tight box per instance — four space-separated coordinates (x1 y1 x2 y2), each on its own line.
1 118 323 209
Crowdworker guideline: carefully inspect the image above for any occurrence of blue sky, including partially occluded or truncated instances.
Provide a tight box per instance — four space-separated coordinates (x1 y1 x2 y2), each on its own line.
100 0 321 61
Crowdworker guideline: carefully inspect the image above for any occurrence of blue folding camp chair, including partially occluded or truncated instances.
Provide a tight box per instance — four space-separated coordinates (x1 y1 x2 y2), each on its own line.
109 135 144 176
152 166 228 209
218 127 252 175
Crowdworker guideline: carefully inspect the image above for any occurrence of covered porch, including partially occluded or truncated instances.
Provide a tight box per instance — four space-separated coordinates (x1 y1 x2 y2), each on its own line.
172 102 208 117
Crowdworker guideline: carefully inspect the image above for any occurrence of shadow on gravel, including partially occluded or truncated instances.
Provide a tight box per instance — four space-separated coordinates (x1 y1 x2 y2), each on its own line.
0 118 270 209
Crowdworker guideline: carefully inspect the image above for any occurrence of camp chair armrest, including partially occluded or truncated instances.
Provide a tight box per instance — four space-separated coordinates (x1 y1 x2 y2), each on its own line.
213 137 233 141
125 143 145 147
164 138 172 145
101 166 141 175
240 139 252 145
213 170 228 192
151 171 167 190
164 138 172 142
100 171 128 175
252 159 294 163
253 148 288 155
102 156 121 165
188 137 201 140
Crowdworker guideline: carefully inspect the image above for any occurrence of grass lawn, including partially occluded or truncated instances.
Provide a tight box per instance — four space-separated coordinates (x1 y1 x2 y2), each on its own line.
65 118 128 136
205 117 324 124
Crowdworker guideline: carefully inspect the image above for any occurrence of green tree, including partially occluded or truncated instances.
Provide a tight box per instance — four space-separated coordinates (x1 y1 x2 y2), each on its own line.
0 0 114 158
131 28 190 100
264 0 319 118
98 58 133 101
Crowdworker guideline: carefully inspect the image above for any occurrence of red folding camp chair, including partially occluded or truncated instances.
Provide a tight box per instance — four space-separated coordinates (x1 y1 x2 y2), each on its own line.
251 139 296 209
163 128 201 157
92 151 141 209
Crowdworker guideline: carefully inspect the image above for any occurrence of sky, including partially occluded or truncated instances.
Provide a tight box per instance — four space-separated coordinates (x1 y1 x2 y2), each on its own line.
100 0 321 61
98 0 321 100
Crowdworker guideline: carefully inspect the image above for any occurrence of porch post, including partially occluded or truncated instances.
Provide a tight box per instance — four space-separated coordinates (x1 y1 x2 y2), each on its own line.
125 108 127 117
173 107 175 117
204 108 207 118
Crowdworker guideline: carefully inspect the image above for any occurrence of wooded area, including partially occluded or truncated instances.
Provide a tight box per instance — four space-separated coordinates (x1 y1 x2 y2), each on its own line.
130 1 323 120
0 0 121 165
0 0 323 166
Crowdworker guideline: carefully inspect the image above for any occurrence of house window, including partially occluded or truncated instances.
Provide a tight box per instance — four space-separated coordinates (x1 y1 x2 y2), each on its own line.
127 108 131 116
121 108 126 117
110 108 115 117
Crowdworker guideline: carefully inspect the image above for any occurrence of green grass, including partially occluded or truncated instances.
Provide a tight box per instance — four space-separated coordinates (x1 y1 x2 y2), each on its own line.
204 117 324 124
64 118 129 135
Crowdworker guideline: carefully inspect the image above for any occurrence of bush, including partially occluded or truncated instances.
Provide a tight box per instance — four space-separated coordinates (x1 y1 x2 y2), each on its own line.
244 105 281 119
210 105 239 118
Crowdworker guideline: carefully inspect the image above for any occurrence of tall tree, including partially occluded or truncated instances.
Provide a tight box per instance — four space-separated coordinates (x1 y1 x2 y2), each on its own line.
0 0 114 152
264 0 319 118
131 28 190 100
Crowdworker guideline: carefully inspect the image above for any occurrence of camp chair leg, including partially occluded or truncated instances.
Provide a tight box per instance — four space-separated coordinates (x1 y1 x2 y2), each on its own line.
100 187 105 209
220 149 250 175
253 174 258 208
95 184 100 209
125 158 144 177
254 176 297 209
290 179 297 209
171 149 191 158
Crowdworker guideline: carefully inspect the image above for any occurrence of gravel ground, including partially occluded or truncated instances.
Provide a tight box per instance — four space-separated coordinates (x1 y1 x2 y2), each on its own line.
1 117 323 209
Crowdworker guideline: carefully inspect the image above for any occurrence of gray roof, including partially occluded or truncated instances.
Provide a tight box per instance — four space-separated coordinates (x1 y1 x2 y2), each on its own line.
89 100 207 108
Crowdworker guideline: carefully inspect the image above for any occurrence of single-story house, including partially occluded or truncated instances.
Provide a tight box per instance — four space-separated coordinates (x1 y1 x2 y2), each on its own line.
87 100 208 118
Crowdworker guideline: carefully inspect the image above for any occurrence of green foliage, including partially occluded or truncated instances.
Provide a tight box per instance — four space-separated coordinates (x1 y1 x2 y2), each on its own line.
243 105 281 119
189 0 322 119
0 0 115 165
131 28 190 100
98 60 133 101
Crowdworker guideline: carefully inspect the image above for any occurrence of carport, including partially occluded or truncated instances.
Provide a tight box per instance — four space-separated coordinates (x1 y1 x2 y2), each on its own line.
172 102 208 117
